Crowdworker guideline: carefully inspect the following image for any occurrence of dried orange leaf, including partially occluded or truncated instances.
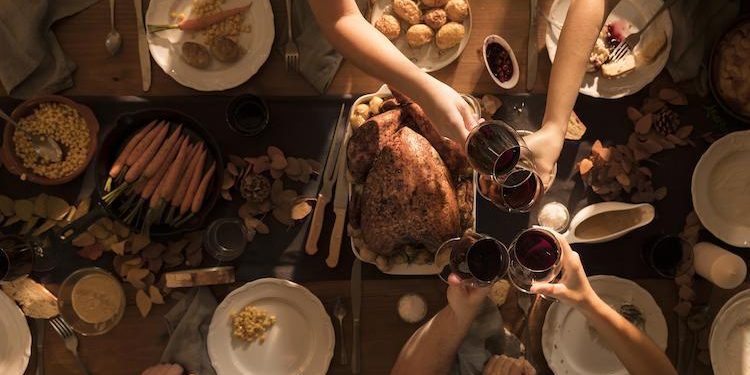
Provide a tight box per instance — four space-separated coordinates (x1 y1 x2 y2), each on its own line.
228 154 248 169
284 157 302 176
675 126 693 139
130 234 151 254
272 206 294 226
267 146 288 170
77 243 105 261
149 285 164 305
111 240 127 256
221 190 233 201
34 194 48 218
626 107 643 122
291 200 313 220
658 88 687 106
306 159 322 175
72 232 96 247
0 195 13 216
222 173 235 190
635 113 653 134
136 289 152 318
14 200 34 221
256 221 270 234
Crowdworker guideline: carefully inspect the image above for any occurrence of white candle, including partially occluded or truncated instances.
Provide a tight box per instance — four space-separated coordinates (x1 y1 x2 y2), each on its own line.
693 242 747 289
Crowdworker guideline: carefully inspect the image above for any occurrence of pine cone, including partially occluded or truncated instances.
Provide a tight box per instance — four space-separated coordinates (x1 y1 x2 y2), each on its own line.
652 107 680 136
240 173 271 203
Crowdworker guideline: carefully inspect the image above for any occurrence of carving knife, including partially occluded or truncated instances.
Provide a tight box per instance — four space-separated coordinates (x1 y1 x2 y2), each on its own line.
326 132 349 268
306 104 347 255
351 258 362 373
526 0 538 92
134 0 151 92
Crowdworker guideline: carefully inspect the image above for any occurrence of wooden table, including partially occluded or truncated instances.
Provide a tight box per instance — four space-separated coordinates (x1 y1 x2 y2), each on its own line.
22 0 555 97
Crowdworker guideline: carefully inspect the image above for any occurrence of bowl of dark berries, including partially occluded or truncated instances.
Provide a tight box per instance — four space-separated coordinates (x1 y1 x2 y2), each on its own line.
483 35 519 89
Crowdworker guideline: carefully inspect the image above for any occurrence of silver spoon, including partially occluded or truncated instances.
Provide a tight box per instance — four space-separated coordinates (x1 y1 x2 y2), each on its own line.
0 108 63 163
105 0 122 55
334 298 348 365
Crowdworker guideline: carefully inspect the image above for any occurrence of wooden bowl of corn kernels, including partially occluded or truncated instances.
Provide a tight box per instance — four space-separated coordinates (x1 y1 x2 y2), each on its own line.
1 96 99 185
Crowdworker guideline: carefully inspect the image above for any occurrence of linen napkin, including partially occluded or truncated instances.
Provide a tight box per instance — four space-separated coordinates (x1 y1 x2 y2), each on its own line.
273 0 368 93
0 0 99 98
451 300 525 375
160 287 218 375
666 0 740 82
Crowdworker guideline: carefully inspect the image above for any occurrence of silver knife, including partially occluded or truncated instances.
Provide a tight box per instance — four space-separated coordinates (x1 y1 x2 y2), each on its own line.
34 319 45 375
134 0 151 92
351 259 362 373
306 104 347 255
326 133 349 268
526 0 538 92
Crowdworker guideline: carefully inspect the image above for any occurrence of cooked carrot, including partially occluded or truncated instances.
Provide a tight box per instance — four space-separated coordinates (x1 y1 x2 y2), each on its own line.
126 121 164 167
125 123 170 183
191 162 216 213
171 142 202 207
109 120 157 178
143 124 182 179
151 137 190 209
180 147 207 214
142 135 183 200
148 5 251 33
153 139 193 208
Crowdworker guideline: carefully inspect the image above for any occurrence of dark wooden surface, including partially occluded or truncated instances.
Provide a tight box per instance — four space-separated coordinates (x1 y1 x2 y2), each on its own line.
1 93 747 375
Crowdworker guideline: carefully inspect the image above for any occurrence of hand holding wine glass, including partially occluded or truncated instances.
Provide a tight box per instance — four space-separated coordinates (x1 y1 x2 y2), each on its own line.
483 354 536 375
529 233 596 309
446 273 492 328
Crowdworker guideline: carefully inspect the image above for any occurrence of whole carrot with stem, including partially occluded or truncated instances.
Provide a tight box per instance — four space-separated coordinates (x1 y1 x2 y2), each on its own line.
143 124 182 179
179 147 207 215
175 161 215 228
103 122 166 203
144 138 192 233
147 4 251 33
125 123 170 183
166 143 202 223
106 120 156 190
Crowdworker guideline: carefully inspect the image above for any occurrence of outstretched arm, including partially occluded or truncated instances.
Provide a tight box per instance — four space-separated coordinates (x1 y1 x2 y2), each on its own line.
524 0 619 182
391 274 491 375
308 0 476 143
532 235 677 375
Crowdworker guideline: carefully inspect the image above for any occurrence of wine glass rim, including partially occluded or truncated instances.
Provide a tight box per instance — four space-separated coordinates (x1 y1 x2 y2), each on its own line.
510 227 563 272
464 120 525 168
466 238 509 282
648 235 695 278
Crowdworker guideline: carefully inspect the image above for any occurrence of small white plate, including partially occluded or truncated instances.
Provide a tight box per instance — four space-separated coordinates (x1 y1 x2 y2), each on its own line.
146 0 274 91
207 278 334 375
545 0 672 99
542 275 668 375
692 130 750 247
0 291 31 375
709 289 750 375
369 0 472 72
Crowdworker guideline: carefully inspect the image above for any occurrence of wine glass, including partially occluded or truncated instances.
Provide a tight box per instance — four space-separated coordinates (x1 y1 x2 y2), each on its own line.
465 120 525 179
507 227 564 295
434 230 509 287
477 161 545 213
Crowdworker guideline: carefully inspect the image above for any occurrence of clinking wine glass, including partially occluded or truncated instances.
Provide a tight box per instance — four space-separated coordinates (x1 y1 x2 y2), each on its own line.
507 227 564 297
477 160 544 213
434 230 509 288
465 120 526 179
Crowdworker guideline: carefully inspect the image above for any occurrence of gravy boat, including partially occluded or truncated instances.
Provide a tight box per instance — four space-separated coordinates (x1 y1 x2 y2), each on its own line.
562 202 655 244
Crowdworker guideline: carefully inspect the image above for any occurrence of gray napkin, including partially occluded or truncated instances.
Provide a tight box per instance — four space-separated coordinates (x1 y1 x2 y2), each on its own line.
451 301 525 375
273 0 368 93
666 0 740 82
0 0 99 98
161 287 218 375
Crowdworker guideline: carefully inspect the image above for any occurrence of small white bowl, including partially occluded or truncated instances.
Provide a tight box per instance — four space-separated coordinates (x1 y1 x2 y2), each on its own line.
482 35 520 89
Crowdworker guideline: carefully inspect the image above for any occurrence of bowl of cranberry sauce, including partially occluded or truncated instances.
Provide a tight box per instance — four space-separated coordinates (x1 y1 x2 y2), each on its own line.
483 35 519 89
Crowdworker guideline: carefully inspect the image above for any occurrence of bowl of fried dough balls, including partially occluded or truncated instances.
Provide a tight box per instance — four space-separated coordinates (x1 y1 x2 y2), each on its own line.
371 0 471 72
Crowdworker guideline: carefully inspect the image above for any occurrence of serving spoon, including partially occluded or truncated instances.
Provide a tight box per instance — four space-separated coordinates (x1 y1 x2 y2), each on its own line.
0 108 62 163
105 0 122 55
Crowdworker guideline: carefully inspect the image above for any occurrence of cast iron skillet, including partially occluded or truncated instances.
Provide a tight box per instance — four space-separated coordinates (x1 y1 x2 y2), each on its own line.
59 109 224 242
708 15 750 125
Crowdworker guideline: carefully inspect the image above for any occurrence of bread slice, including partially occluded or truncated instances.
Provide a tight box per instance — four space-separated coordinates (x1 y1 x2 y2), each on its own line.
602 54 636 78
1 276 59 319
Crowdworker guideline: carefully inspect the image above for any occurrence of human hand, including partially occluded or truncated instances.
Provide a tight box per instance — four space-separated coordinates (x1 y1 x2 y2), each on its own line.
414 78 477 144
529 233 597 309
446 273 491 327
483 355 536 375
522 124 565 189
140 364 186 375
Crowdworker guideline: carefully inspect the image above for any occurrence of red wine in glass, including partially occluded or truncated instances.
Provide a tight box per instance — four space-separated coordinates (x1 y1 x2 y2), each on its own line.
437 232 509 287
508 228 563 294
0 236 34 281
465 121 524 177
478 168 543 213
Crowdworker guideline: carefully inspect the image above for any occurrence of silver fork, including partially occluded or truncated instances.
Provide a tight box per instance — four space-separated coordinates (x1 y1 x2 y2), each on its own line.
49 317 90 375
284 0 300 72
334 298 349 365
609 0 677 63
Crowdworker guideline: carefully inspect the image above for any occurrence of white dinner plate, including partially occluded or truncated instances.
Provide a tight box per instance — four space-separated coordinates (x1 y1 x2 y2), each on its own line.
0 291 31 375
709 289 750 375
146 0 274 91
207 278 334 375
369 0 472 72
545 0 672 99
692 130 750 247
542 275 668 375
